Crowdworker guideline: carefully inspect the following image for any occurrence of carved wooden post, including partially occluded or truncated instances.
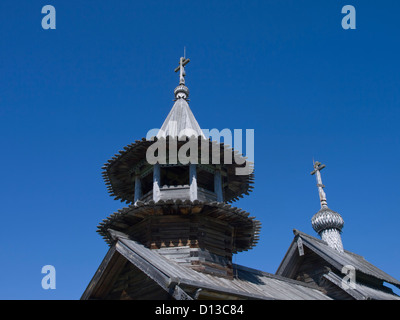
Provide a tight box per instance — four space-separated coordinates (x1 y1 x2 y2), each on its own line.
214 168 223 202
134 174 142 203
153 164 161 202
189 164 197 201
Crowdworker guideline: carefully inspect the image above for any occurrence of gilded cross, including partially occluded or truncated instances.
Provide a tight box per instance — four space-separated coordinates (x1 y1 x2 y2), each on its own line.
311 161 328 208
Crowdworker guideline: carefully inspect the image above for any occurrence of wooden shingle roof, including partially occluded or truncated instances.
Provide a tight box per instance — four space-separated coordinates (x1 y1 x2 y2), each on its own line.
276 229 400 299
102 137 254 204
157 98 205 139
97 199 261 253
291 230 400 288
321 271 400 300
82 230 331 300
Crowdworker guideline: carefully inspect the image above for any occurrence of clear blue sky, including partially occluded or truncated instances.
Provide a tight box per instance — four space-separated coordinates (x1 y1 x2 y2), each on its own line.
1 1 399 299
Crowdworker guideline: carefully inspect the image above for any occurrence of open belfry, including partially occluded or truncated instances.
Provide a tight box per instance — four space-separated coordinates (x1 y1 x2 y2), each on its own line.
82 57 400 300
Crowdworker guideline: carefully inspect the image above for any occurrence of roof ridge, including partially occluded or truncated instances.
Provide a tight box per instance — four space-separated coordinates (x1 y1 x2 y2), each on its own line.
293 229 365 259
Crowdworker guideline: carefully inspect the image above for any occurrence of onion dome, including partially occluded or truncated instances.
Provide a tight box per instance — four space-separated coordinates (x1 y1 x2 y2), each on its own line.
311 207 344 235
310 161 345 252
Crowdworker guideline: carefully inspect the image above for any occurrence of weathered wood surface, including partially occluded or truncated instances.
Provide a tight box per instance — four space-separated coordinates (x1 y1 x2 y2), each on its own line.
189 163 197 201
102 137 254 204
80 245 127 300
276 230 400 300
134 175 142 203
97 200 261 254
121 214 235 277
153 163 161 202
83 235 331 300
139 185 218 202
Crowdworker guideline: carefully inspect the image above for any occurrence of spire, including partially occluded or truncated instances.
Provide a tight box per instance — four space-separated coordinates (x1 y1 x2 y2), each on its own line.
311 161 328 208
157 56 204 139
310 161 345 253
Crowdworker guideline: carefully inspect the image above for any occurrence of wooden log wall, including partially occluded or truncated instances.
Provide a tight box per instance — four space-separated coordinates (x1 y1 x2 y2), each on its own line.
124 214 235 278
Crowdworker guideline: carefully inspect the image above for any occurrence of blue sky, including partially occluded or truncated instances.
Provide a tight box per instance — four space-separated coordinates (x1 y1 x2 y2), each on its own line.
1 1 399 299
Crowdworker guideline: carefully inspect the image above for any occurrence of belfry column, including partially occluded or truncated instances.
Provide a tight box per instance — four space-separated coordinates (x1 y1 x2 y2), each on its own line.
214 167 223 202
189 164 198 201
153 164 161 202
311 161 345 253
134 173 142 203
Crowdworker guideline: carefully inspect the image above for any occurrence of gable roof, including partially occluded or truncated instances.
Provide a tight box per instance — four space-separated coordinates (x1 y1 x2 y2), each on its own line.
82 229 331 300
321 271 400 300
277 229 400 294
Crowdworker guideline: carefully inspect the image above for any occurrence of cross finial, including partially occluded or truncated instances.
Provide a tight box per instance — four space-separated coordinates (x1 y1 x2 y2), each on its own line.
174 55 190 85
311 161 328 208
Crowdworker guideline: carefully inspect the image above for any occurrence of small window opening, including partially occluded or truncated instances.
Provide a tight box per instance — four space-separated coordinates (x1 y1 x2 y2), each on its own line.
141 169 153 195
160 166 189 187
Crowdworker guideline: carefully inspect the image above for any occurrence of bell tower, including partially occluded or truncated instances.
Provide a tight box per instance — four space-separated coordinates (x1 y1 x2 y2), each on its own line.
98 56 260 278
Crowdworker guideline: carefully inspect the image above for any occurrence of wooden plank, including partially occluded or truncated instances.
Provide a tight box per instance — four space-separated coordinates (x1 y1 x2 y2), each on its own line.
153 164 161 202
118 238 186 279
115 240 171 292
81 245 127 300
189 164 198 201
170 285 194 300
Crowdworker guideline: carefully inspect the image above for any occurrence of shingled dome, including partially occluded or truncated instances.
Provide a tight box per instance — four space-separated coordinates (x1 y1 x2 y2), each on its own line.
312 207 344 235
